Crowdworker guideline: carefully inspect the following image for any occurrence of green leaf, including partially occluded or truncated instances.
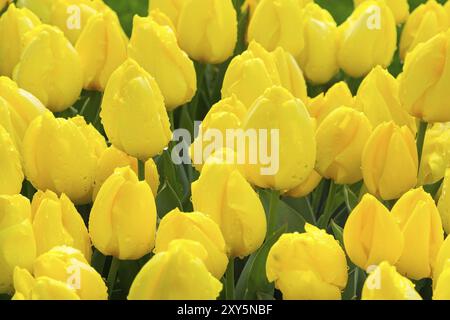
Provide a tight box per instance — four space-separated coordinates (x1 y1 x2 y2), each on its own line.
342 267 367 300
330 219 344 248
155 182 183 218
343 185 358 213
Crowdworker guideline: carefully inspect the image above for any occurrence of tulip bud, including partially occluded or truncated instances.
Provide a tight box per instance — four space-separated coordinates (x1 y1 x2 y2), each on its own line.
33 246 107 300
362 122 418 200
391 187 444 280
307 81 355 126
243 86 316 191
355 66 416 134
337 0 397 78
343 194 404 270
433 259 450 300
155 209 228 279
128 240 222 300
13 25 83 112
0 125 24 195
176 0 237 64
354 0 409 25
399 30 450 122
12 267 80 300
433 235 450 290
23 113 106 205
75 8 128 91
0 4 41 77
148 0 184 28
438 169 450 235
362 261 422 300
128 15 196 111
315 107 372 185
266 224 348 300
148 8 176 32
419 124 450 186
248 0 304 56
31 190 92 261
297 3 339 84
0 195 36 294
100 59 172 160
0 77 46 151
89 166 157 260
190 95 247 171
92 146 159 200
399 0 448 61
192 149 267 258
285 170 322 198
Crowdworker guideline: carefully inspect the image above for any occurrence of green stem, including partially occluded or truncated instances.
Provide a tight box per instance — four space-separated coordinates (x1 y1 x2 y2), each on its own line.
138 159 145 181
107 257 120 298
168 110 175 131
191 63 207 120
416 121 428 173
225 258 235 300
319 180 336 228
267 190 280 237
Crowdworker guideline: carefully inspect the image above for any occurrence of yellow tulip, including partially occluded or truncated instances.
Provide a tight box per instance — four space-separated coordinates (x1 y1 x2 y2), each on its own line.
33 246 107 300
354 0 409 25
285 170 322 198
16 0 53 22
307 81 355 126
399 30 450 122
100 58 172 160
244 0 312 18
248 0 304 56
128 240 222 300
418 123 450 186
89 166 157 260
266 224 348 300
355 66 416 134
343 194 404 270
148 0 184 28
362 261 422 300
128 15 197 111
438 169 450 235
297 3 339 84
154 209 228 279
75 8 128 91
0 125 23 195
190 95 247 171
243 86 316 191
315 106 372 185
0 4 41 77
400 0 448 61
361 122 418 200
192 149 267 258
337 0 397 78
433 235 450 290
0 195 36 294
391 187 444 280
31 190 92 261
433 259 450 300
23 112 106 205
13 25 83 112
147 8 176 32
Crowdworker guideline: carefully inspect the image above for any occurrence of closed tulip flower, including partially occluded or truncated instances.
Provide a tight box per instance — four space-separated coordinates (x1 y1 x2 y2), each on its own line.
297 3 339 84
0 4 41 77
433 260 450 300
266 224 348 300
243 86 316 191
100 59 172 160
337 0 397 78
355 66 416 134
128 240 222 300
343 194 404 270
285 170 322 198
315 107 372 185
354 0 409 25
0 125 23 195
433 235 450 290
92 146 160 200
362 122 418 200
23 112 106 205
418 123 450 186
13 25 83 112
399 0 448 61
399 30 450 122
362 262 422 300
147 8 176 32
148 0 184 28
0 195 36 294
128 15 196 111
248 0 304 56
16 0 52 22
31 190 92 260
190 95 247 171
89 166 157 260
33 246 107 300
192 149 267 258
438 169 450 235
391 187 444 280
75 8 128 91
155 209 228 279
307 81 354 126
